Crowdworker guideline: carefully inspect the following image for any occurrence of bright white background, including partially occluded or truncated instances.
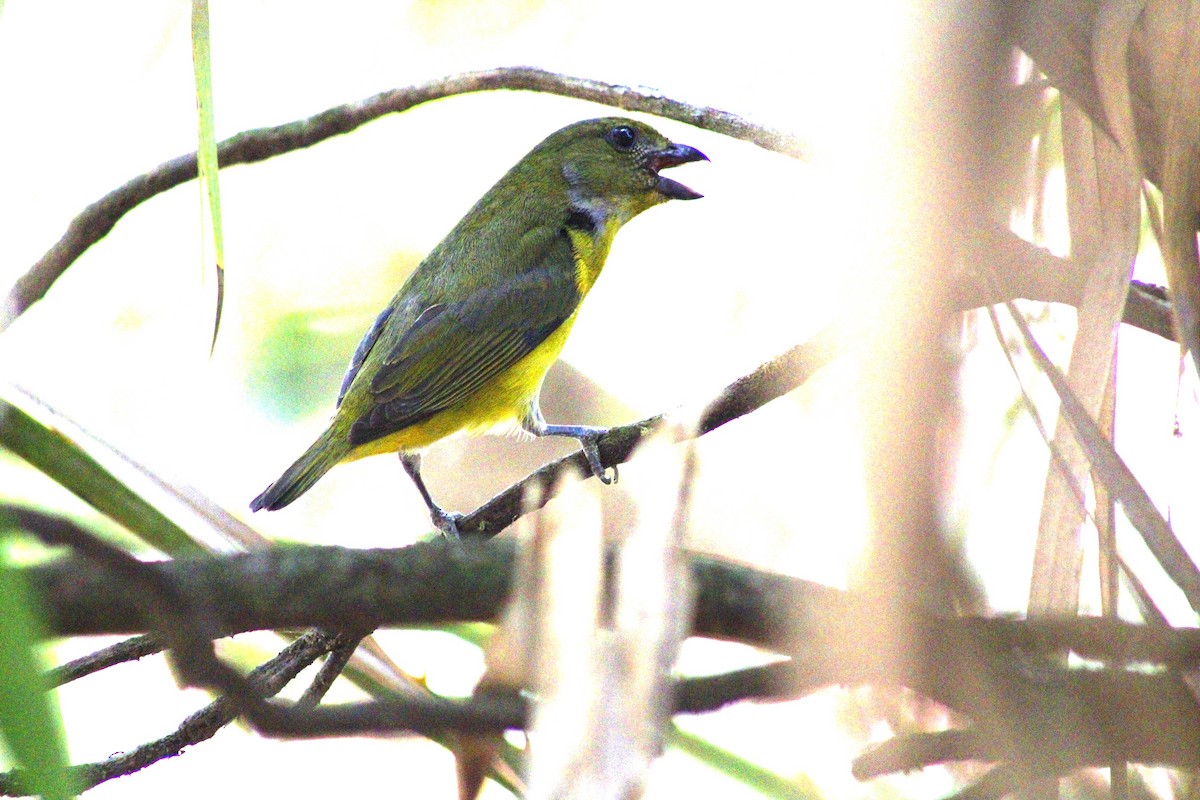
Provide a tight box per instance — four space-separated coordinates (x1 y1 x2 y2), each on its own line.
0 1 1195 798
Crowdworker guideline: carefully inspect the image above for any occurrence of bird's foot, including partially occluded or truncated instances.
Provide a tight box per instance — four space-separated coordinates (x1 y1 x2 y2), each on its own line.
527 422 617 485
577 430 617 485
430 507 464 540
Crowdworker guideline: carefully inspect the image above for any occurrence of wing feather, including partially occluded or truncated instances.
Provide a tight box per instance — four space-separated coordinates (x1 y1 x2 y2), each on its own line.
347 232 579 446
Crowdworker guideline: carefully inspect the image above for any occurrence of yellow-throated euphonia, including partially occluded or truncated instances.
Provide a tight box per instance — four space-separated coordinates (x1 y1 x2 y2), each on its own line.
250 117 707 536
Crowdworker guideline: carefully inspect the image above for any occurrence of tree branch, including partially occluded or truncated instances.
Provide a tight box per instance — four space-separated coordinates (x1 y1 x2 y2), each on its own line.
0 630 334 796
47 634 163 687
16 540 1200 771
294 630 366 710
2 66 804 330
4 65 1177 354
26 540 1200 667
10 651 929 795
961 223 1175 342
460 325 841 538
0 532 1196 794
458 245 1174 540
853 730 996 779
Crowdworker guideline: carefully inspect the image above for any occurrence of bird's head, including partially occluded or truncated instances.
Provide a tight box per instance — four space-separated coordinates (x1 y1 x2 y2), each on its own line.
524 117 709 226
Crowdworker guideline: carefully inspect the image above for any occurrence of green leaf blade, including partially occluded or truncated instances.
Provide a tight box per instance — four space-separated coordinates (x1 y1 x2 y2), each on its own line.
191 0 225 353
0 530 76 800
0 400 205 558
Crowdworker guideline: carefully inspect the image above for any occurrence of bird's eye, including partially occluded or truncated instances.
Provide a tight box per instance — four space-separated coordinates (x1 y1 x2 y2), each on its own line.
606 125 637 151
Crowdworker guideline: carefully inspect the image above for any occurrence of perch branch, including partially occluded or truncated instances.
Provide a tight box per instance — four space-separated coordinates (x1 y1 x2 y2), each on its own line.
460 324 841 538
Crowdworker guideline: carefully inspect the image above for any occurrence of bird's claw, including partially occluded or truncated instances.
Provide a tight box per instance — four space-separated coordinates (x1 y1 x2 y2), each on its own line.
430 508 464 540
579 433 618 485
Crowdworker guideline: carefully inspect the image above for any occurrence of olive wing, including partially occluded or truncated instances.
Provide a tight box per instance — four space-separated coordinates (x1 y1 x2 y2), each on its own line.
346 241 580 447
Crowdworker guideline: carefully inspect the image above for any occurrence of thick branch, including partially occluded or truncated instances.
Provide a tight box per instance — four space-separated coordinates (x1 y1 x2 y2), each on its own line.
27 542 1200 664
20 541 1200 773
2 538 1197 787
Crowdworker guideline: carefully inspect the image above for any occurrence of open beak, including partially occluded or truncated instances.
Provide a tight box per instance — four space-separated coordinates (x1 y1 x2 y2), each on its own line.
648 142 708 200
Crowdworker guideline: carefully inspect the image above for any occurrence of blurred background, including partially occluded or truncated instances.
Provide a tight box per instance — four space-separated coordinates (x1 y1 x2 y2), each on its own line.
0 1 1195 798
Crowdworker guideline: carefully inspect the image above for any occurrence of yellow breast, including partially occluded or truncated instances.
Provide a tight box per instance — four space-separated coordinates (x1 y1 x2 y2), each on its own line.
344 220 617 461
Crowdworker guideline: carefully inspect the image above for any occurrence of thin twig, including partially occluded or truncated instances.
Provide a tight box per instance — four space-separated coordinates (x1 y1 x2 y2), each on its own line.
5 656 815 793
295 630 365 710
244 688 527 740
852 730 995 779
0 630 334 796
48 634 163 687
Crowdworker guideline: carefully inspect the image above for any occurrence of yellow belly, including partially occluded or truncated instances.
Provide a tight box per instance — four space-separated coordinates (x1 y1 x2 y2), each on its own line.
343 313 578 461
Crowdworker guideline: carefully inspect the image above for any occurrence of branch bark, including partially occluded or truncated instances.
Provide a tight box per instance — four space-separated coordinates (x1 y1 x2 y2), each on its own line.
0 630 335 796
2 66 1180 350
15 541 1200 773
1 66 805 330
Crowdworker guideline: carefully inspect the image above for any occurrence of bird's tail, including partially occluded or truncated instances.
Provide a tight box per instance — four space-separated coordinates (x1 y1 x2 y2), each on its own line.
250 427 347 512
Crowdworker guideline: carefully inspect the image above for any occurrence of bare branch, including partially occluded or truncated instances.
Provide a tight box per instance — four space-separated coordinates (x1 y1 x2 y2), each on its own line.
0 630 333 796
853 730 996 779
295 630 366 710
47 634 163 687
25 540 1200 667
21 539 1200 771
6 538 1200 789
460 327 841 538
2 66 804 329
459 254 1174 539
671 660 808 713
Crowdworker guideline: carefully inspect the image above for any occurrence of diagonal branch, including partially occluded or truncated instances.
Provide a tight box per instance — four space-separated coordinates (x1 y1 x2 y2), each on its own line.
853 730 996 779
460 325 841 538
458 243 1175 540
0 630 334 796
47 634 163 687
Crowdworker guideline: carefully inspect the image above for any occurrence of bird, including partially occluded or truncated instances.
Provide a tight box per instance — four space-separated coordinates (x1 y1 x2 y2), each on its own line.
250 116 707 537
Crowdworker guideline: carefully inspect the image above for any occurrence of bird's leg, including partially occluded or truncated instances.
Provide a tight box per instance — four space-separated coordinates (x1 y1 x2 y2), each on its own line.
399 451 462 539
523 411 617 485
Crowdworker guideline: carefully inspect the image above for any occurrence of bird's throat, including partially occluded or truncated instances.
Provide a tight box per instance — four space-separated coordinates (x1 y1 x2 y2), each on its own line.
566 215 620 296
